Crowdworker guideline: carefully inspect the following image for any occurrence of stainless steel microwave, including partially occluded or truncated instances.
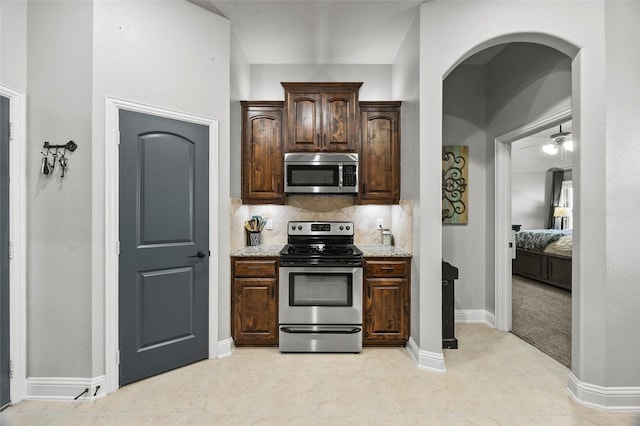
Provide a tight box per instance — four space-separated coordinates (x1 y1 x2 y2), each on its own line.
284 152 358 194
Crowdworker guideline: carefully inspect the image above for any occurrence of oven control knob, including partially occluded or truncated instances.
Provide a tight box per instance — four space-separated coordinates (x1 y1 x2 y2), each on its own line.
297 225 302 230
339 226 344 230
291 225 296 230
346 226 351 230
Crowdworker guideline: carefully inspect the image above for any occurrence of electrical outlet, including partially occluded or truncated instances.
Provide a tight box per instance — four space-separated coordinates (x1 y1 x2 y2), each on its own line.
376 218 384 229
265 219 273 230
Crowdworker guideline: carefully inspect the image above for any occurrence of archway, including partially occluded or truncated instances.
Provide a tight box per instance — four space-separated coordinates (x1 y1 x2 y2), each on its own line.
441 38 576 361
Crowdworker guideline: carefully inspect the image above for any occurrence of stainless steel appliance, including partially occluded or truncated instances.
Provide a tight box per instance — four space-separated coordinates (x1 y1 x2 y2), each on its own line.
284 152 358 194
279 221 363 353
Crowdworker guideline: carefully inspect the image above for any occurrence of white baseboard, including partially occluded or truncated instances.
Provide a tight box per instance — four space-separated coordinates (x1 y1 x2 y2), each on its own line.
406 337 446 373
217 337 234 358
404 310 497 373
27 375 106 401
568 372 640 412
455 309 496 327
29 339 232 401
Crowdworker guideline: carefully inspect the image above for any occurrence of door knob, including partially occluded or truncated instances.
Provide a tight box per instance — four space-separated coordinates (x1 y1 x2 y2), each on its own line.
189 250 206 259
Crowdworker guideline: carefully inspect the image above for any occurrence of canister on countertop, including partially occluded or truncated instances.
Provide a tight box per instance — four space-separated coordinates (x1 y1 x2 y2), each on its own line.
382 229 392 246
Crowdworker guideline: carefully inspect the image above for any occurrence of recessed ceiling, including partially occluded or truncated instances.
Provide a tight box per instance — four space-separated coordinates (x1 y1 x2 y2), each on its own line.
191 0 423 64
463 44 508 65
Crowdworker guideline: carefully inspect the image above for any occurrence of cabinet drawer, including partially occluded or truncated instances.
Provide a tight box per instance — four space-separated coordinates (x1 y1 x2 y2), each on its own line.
234 259 277 277
365 259 409 277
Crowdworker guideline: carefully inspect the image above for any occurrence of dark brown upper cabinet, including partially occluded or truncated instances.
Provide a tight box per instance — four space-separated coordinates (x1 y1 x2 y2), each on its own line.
282 82 362 153
241 101 286 204
358 101 401 204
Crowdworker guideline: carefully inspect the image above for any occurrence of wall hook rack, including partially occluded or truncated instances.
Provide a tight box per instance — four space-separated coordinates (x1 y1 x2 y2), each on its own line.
40 140 78 178
43 140 78 152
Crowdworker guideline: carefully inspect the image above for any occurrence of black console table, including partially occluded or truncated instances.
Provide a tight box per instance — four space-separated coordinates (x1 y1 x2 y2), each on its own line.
442 260 459 349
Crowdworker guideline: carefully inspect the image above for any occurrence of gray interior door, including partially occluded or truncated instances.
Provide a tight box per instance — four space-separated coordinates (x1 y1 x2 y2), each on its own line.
119 110 209 386
0 96 10 407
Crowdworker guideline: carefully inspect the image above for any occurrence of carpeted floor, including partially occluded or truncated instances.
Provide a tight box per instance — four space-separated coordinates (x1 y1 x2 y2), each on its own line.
511 274 571 368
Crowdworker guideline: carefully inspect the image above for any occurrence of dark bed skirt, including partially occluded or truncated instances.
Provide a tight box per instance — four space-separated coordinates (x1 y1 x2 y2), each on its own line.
512 248 572 291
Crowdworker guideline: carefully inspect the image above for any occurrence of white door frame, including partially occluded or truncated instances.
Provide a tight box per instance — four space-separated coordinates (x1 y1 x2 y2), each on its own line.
104 96 219 394
0 84 27 403
494 107 572 331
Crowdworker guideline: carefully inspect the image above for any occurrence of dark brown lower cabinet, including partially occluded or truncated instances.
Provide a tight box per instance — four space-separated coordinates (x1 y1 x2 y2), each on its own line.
231 258 278 346
363 257 410 346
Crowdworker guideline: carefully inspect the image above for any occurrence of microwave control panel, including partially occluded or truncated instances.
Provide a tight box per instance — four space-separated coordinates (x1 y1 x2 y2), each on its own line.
343 165 357 186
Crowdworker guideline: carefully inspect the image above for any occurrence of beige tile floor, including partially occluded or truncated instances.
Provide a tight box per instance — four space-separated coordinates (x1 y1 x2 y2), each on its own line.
2 324 639 425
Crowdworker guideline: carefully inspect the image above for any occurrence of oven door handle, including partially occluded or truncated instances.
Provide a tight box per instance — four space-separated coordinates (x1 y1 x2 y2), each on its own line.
280 326 362 334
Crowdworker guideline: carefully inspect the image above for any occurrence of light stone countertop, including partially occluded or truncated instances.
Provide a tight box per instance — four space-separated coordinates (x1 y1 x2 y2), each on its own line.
230 245 284 257
356 244 412 258
230 244 411 258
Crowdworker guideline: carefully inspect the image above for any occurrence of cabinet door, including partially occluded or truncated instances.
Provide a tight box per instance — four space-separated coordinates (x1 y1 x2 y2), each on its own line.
363 257 410 346
283 83 362 153
323 92 359 152
285 93 323 152
232 277 278 345
359 103 400 204
241 102 285 204
364 277 408 344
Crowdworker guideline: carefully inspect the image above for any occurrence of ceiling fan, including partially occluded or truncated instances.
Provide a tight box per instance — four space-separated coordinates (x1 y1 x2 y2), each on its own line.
543 124 573 155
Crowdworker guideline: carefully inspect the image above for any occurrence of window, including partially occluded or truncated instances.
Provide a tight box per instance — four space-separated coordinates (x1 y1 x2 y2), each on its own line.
558 180 573 230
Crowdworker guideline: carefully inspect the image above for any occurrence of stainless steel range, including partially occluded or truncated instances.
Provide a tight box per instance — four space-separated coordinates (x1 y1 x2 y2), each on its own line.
278 221 363 353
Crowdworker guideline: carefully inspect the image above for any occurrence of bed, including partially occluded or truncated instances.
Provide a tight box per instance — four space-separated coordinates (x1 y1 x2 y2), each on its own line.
512 229 572 291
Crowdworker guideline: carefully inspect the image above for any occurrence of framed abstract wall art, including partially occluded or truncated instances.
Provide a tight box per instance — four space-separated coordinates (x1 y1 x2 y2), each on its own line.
442 145 468 224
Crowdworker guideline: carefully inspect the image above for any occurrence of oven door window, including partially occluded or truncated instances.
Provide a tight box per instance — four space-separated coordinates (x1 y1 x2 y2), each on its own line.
287 165 339 187
289 273 352 306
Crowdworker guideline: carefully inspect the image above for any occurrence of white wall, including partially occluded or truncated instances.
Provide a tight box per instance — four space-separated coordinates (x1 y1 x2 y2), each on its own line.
230 32 250 199
26 0 94 378
391 14 420 345
442 65 487 312
603 0 640 388
92 0 231 378
511 172 547 230
0 1 27 92
249 64 391 100
392 16 420 202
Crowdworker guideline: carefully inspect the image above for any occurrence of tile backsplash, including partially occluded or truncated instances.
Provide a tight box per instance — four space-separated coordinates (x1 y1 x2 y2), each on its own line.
231 197 413 253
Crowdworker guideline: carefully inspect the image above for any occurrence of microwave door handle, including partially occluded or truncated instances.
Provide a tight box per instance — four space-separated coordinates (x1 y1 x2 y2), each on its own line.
338 163 343 189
